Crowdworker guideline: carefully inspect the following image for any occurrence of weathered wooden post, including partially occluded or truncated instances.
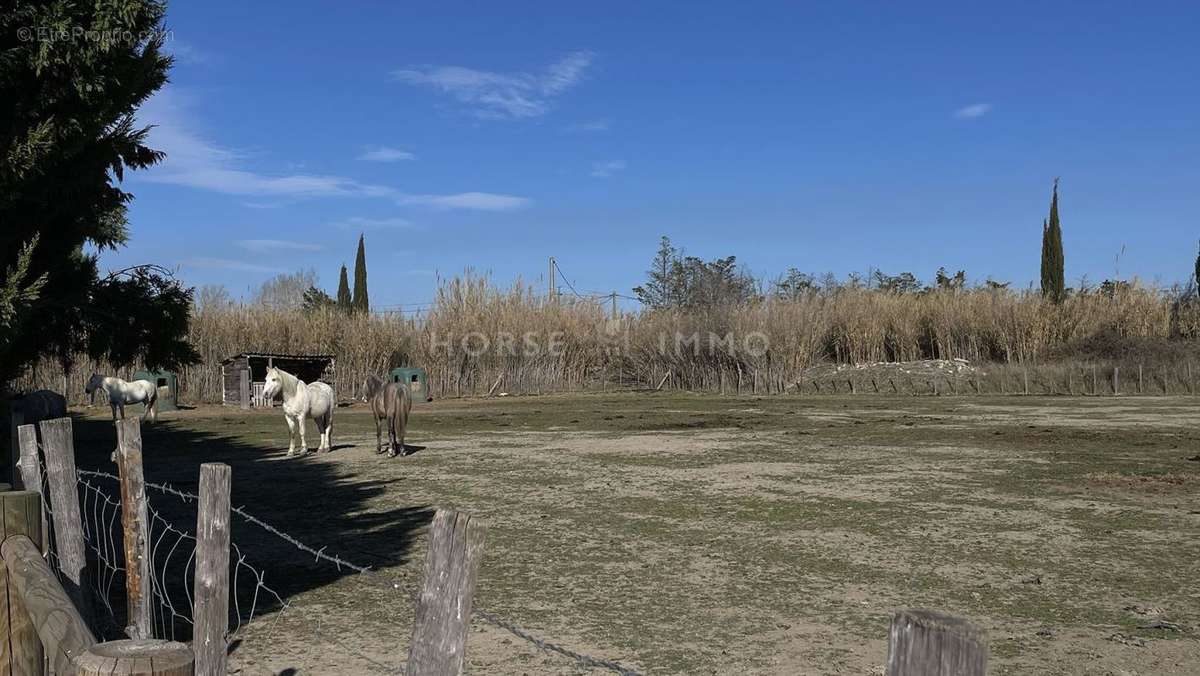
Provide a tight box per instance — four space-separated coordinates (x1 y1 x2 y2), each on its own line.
193 463 232 676
1092 365 1098 395
407 509 487 676
885 609 987 676
1113 366 1120 396
38 416 94 622
15 424 37 492
2 530 96 673
1023 368 1029 396
76 639 194 675
1138 364 1144 394
0 490 44 674
116 418 154 639
15 425 49 554
9 408 24 489
239 368 250 410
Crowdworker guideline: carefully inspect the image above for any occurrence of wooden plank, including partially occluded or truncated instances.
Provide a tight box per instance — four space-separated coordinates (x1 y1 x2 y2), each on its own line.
38 416 94 624
407 509 487 676
15 424 38 492
75 639 193 675
9 409 24 492
0 491 44 675
1 534 96 674
192 463 231 676
239 369 250 410
16 425 49 557
885 609 987 676
116 418 153 640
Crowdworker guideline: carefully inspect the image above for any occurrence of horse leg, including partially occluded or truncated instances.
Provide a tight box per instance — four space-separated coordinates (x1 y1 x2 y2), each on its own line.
387 419 398 458
375 416 385 454
321 414 332 452
285 415 299 457
298 416 309 455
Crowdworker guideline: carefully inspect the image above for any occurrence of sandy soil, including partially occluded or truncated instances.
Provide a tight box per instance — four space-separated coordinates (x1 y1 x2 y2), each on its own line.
65 393 1200 675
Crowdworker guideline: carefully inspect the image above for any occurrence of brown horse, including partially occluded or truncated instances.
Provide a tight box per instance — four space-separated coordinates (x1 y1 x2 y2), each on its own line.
363 374 412 458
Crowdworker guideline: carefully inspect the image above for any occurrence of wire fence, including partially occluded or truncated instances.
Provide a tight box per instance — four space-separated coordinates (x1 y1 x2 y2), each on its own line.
62 468 641 675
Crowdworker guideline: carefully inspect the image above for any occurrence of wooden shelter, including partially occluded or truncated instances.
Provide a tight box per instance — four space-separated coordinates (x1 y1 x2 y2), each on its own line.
132 369 179 411
220 353 335 408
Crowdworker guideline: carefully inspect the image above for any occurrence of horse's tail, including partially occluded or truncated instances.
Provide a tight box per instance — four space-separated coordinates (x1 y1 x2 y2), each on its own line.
147 388 159 421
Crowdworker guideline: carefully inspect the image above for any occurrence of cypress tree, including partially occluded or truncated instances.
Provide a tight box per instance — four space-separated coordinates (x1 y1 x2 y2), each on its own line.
336 264 352 311
1040 218 1051 297
1040 179 1065 303
352 234 369 313
1194 241 1200 299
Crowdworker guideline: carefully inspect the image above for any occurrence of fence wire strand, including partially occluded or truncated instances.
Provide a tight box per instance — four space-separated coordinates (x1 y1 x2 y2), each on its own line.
61 468 637 675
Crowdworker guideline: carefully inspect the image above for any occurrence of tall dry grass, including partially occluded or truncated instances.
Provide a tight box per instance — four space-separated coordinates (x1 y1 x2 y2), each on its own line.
12 274 1200 402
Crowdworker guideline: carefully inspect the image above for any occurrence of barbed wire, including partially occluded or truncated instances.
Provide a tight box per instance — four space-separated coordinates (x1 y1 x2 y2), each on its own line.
474 608 643 676
71 468 636 675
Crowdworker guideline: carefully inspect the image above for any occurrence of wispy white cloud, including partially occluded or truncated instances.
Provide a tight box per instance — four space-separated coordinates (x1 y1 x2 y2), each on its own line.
164 40 210 65
358 146 415 162
137 89 397 198
182 257 282 273
954 103 993 119
235 239 324 253
332 216 416 230
590 160 626 178
392 51 594 119
397 192 531 211
566 119 610 132
136 89 531 210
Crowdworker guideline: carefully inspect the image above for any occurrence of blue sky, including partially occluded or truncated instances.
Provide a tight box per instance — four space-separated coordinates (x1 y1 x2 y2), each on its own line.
107 1 1200 309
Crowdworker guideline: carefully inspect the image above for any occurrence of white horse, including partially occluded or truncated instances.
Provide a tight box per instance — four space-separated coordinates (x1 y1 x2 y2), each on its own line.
85 374 158 422
262 367 334 457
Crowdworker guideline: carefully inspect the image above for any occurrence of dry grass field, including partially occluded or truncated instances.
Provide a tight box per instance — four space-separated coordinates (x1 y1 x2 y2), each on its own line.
70 392 1200 675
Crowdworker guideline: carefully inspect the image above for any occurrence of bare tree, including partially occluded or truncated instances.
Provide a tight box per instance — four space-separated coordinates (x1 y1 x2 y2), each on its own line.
254 269 319 309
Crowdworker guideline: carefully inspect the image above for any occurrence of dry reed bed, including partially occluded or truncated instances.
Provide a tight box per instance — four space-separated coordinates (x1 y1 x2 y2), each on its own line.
15 277 1200 402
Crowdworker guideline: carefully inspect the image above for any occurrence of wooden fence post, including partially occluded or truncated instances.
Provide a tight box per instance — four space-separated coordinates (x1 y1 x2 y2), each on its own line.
1023 368 1029 396
116 418 153 639
1092 365 1098 395
76 639 193 675
1138 364 1144 394
9 409 23 490
15 424 37 492
1113 367 1120 396
1 532 96 673
885 609 987 676
15 425 48 554
38 417 94 623
193 463 231 676
239 369 250 410
407 509 487 676
0 490 44 674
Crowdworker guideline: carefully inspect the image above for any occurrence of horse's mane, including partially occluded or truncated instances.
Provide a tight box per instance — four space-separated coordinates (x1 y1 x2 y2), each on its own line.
364 374 385 398
272 368 300 398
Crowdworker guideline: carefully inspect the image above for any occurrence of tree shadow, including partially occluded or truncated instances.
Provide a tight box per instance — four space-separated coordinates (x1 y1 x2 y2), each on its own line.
68 412 434 648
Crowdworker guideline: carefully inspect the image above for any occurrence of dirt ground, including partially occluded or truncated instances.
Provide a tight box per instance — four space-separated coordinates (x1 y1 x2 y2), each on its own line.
69 392 1200 675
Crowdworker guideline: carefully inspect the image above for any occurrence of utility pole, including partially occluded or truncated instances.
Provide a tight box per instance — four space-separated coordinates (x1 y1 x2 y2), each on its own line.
548 257 557 304
610 292 618 320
